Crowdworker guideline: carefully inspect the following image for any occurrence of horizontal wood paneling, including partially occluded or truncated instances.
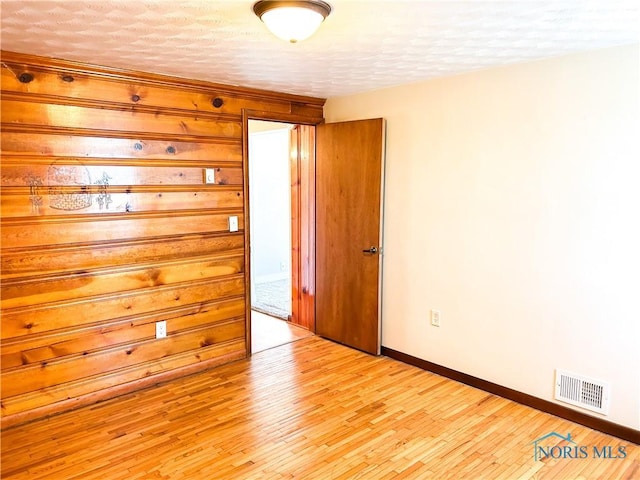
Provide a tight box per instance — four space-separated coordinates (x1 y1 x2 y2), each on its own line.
0 50 325 426
1 132 242 160
1 212 244 248
2 275 245 338
1 252 244 308
1 233 245 278
1 100 242 139
0 187 244 217
1 162 243 188
1 297 245 367
2 319 245 398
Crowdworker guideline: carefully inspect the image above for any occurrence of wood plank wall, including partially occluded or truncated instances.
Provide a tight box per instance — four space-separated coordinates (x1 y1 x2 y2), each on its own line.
0 51 325 428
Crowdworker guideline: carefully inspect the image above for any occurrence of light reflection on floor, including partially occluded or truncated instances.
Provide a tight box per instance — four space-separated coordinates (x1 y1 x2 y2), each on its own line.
251 310 313 354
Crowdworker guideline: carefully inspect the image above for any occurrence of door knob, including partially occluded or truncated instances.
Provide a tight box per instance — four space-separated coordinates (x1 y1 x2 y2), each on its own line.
362 246 378 254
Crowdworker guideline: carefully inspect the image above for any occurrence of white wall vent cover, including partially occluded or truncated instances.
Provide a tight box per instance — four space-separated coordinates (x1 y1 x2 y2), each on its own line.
554 369 610 415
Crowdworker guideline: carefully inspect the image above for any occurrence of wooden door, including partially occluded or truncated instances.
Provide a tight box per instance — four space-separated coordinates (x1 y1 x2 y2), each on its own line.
316 118 385 355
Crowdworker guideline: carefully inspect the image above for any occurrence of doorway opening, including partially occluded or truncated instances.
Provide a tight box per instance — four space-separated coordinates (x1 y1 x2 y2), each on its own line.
247 120 313 353
244 114 384 356
248 121 292 320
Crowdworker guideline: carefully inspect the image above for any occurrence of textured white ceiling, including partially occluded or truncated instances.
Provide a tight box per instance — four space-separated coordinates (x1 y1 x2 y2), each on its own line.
1 1 638 98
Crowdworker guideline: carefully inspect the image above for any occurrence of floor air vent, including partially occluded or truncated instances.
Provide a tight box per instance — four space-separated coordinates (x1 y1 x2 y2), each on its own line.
555 369 610 415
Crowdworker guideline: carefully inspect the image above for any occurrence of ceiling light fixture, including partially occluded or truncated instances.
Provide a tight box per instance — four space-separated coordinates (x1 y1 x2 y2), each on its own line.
253 0 332 43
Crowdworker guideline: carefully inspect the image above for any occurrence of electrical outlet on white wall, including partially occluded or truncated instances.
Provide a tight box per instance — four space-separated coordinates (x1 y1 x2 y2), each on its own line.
430 310 441 327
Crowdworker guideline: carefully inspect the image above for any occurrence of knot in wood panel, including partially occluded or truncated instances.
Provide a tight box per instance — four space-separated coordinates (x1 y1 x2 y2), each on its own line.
18 72 34 83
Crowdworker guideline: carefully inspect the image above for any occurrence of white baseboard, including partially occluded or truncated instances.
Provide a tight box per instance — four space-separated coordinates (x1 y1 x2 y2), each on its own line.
254 272 289 284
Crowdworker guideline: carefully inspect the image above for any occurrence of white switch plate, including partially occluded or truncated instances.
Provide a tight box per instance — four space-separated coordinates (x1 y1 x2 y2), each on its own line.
204 168 216 184
155 320 167 339
229 215 239 232
430 310 441 327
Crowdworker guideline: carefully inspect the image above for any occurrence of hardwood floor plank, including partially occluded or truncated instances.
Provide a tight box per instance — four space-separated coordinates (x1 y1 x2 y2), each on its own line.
1 337 638 479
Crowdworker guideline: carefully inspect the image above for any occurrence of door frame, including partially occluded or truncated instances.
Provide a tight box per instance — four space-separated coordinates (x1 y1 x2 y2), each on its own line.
242 110 322 355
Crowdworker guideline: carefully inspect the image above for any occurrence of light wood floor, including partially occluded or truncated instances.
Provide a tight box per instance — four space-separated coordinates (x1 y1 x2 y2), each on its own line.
251 310 313 353
1 336 637 479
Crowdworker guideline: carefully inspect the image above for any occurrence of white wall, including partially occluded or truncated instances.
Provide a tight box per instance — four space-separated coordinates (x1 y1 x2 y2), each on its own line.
248 124 292 283
324 45 640 429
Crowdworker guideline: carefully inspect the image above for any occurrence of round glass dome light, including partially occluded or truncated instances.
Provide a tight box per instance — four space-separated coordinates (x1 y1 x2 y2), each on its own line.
253 1 332 43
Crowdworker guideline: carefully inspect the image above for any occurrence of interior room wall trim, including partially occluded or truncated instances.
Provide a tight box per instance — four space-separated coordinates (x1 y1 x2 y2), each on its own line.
382 347 640 445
